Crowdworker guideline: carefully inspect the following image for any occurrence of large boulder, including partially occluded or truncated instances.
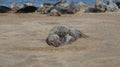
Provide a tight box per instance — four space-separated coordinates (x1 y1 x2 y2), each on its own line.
11 2 19 12
95 2 107 12
49 9 61 16
85 0 107 13
54 2 69 14
85 3 107 13
46 26 87 47
84 7 104 13
0 6 11 13
85 0 119 13
85 4 107 13
67 2 80 14
37 0 80 15
16 6 37 13
114 0 120 8
77 2 87 7
106 0 119 12
16 2 37 13
77 2 87 11
36 3 54 14
24 2 34 7
55 1 80 14
41 6 54 14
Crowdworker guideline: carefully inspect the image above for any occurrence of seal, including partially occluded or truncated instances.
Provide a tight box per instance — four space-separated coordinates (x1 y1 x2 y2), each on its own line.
46 26 87 47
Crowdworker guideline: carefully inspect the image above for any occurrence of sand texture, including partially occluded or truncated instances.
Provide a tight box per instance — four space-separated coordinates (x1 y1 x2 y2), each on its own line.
0 12 120 67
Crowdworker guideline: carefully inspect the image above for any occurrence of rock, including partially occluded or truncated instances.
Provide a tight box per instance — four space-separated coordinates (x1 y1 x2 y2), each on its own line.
37 3 54 14
84 7 102 13
77 2 87 7
114 0 120 8
67 1 80 14
106 0 119 12
55 1 80 14
24 2 34 7
54 2 69 14
85 0 107 13
95 2 107 12
49 9 61 16
0 6 11 13
37 0 80 15
15 2 37 13
16 6 37 13
11 2 19 12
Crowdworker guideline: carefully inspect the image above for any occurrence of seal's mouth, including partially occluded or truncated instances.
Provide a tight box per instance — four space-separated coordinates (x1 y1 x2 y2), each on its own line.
50 38 62 47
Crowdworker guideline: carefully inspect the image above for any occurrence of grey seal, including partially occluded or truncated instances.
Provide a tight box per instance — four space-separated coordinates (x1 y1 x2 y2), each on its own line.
46 26 87 47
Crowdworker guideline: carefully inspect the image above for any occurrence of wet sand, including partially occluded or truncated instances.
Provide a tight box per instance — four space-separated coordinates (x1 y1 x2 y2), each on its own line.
0 12 120 67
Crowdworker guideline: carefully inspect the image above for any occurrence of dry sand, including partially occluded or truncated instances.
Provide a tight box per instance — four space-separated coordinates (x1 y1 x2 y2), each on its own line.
0 12 120 67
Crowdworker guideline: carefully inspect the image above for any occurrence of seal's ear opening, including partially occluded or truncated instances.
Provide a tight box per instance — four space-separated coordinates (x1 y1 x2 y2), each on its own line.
16 6 37 13
0 6 11 13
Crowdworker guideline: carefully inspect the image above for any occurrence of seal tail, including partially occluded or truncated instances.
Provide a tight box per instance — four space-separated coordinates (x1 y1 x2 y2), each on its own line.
81 33 88 38
79 31 88 38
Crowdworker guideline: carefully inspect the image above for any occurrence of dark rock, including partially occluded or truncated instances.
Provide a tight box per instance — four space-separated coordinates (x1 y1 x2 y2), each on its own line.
16 6 37 13
114 0 120 8
37 0 80 15
95 2 107 12
84 7 104 13
106 0 119 12
85 0 107 13
0 6 11 13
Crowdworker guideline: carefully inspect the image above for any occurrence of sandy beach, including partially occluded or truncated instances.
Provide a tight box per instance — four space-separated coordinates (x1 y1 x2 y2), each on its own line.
0 11 120 67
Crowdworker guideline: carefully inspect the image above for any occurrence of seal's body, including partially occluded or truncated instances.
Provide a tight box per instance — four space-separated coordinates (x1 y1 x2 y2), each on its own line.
46 26 86 47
